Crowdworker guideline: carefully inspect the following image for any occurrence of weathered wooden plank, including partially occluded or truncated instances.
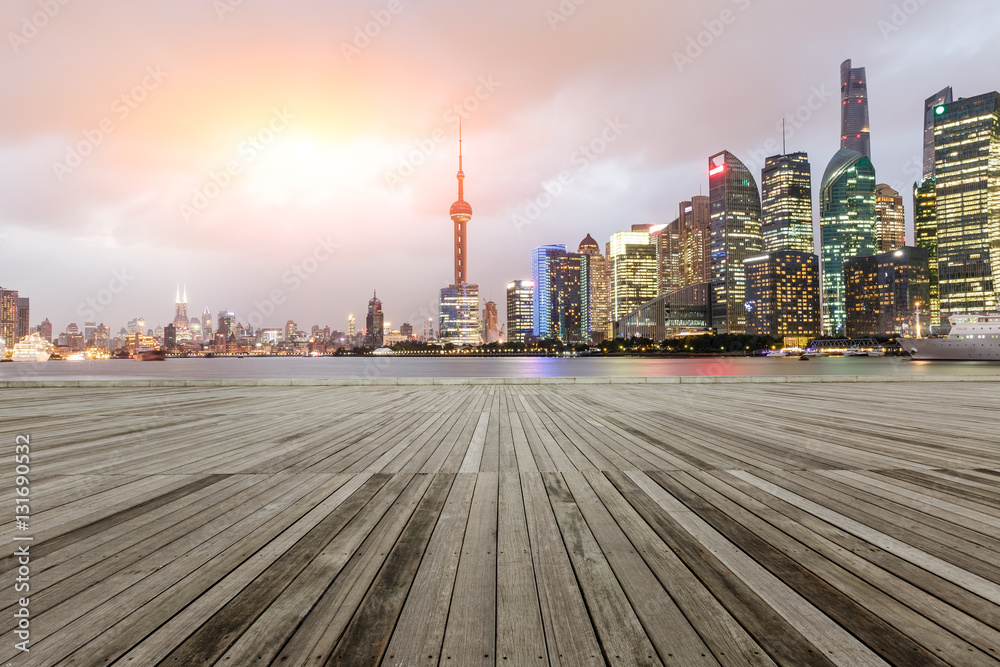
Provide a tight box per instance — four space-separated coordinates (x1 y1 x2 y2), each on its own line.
328 473 455 665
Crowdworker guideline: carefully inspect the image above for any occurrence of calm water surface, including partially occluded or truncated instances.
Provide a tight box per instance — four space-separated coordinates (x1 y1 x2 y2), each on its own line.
2 355 999 381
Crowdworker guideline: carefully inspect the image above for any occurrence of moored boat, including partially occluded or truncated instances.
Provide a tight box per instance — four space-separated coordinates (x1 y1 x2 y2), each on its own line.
11 332 53 362
905 314 1000 360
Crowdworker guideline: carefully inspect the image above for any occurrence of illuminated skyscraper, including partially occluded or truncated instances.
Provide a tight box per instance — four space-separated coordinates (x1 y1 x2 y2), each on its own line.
284 320 296 341
364 292 384 348
744 251 821 338
708 150 763 334
845 247 929 338
651 220 682 294
578 234 609 341
506 280 534 344
923 86 953 181
439 120 480 346
0 288 16 346
761 153 813 253
820 148 877 335
875 184 906 252
913 178 940 328
679 196 712 286
608 230 658 330
532 245 566 338
173 285 190 340
932 91 1000 321
840 59 871 158
347 314 356 338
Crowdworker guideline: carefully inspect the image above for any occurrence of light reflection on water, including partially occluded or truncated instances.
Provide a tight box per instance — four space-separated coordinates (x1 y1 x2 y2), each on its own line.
1 355 998 381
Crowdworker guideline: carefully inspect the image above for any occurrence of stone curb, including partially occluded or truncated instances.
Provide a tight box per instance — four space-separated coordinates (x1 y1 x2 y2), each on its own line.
3 375 999 388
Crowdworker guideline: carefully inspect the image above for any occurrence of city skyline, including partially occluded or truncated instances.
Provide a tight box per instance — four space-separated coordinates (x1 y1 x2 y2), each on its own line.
3 1 1000 331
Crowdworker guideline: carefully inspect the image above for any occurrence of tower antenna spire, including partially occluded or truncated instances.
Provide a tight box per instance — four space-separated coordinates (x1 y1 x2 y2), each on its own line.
782 118 786 155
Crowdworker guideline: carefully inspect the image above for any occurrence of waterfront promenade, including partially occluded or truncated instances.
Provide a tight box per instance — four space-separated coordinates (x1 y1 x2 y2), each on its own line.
2 378 999 665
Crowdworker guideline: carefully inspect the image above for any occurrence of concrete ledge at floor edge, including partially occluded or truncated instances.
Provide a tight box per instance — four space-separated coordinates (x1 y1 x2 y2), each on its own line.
2 375 1000 388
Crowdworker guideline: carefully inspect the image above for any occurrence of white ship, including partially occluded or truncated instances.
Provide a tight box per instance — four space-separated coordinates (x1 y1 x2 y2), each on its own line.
11 332 53 362
905 314 1000 361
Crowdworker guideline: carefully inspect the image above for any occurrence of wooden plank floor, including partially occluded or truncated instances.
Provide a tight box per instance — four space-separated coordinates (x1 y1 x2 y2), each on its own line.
2 382 1000 666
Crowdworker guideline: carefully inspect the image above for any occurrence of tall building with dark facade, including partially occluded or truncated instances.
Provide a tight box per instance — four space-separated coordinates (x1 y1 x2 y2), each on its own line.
364 291 384 348
913 178 940 328
708 151 763 334
840 59 871 159
38 318 52 343
679 196 712 286
845 246 930 338
875 184 906 252
578 234 609 342
761 153 813 254
932 91 1000 321
820 147 877 335
531 245 588 343
744 251 821 338
16 297 29 340
923 86 953 181
483 301 499 344
531 244 566 339
506 280 534 344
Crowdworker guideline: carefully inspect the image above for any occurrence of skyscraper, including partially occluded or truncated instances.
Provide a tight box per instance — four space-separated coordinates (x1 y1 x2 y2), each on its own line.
840 59 871 158
679 196 712 287
923 86 953 181
38 318 52 343
744 251 821 338
608 230 658 329
708 150 763 334
438 121 480 346
16 297 29 340
578 234 609 342
875 184 906 252
173 285 190 340
760 153 813 254
483 301 499 343
347 314 356 338
531 244 566 339
913 178 940 328
845 247 930 338
365 291 384 348
0 288 16 346
202 307 212 342
932 91 1000 322
506 280 534 344
820 148 877 335
651 220 682 294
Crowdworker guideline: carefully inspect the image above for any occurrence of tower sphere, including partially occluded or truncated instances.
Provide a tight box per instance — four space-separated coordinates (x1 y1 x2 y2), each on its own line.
450 200 473 223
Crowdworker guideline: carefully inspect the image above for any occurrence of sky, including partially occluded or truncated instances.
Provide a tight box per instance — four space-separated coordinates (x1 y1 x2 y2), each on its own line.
2 0 999 335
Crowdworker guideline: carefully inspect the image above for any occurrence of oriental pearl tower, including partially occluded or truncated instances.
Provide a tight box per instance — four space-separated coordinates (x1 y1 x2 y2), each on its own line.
438 119 480 346
451 118 472 285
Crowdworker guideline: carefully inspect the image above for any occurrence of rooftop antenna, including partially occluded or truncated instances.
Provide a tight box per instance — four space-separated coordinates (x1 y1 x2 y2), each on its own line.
782 118 786 155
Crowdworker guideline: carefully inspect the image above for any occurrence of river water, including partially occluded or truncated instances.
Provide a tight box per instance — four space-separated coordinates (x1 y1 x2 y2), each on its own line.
2 355 999 381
